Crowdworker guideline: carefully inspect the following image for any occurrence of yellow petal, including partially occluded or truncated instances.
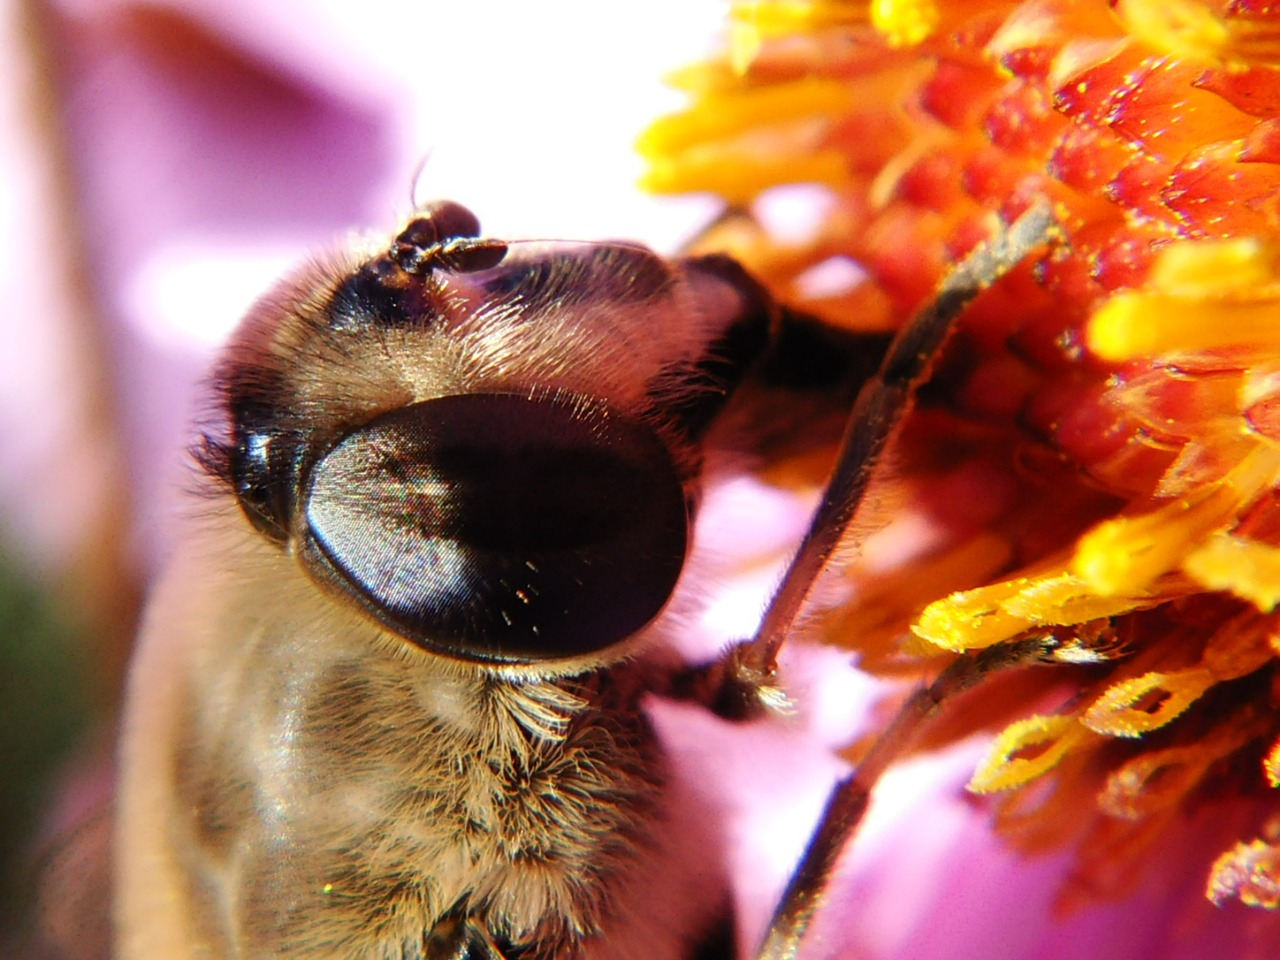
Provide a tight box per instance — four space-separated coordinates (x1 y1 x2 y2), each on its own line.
1114 0 1231 65
1072 485 1239 596
912 573 1153 652
1184 532 1280 613
1088 292 1280 360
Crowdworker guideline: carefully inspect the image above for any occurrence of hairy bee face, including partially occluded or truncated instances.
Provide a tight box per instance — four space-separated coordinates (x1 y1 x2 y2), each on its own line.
116 201 800 960
202 201 781 670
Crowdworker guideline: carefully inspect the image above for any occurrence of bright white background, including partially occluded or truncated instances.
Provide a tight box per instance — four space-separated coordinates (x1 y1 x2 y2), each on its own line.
0 0 727 570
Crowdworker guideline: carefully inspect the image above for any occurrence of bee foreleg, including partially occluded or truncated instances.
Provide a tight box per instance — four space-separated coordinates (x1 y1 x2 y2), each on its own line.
736 201 1063 687
742 202 1063 958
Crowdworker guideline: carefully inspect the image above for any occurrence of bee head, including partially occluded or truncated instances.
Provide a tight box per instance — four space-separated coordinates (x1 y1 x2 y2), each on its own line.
199 201 776 667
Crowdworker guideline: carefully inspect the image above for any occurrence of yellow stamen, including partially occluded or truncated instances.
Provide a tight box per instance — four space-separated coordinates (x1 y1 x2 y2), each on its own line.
911 578 1034 651
1102 736 1237 819
969 715 1089 793
662 61 754 98
1200 608 1279 677
641 150 849 204
1088 239 1280 361
1208 840 1280 908
1088 293 1280 360
1149 238 1280 297
1114 0 1231 64
870 0 939 47
1263 735 1280 788
731 0 870 36
1002 575 1157 623
729 1 872 71
1088 609 1278 736
1083 669 1213 738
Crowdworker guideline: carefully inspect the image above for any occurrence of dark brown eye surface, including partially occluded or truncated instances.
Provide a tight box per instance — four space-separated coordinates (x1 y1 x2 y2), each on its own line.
301 393 689 663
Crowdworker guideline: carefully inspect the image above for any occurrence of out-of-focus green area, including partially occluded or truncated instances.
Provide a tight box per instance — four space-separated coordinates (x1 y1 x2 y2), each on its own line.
0 538 98 952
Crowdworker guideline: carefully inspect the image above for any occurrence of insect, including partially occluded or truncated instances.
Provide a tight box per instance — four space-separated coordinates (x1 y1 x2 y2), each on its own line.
114 197 1057 960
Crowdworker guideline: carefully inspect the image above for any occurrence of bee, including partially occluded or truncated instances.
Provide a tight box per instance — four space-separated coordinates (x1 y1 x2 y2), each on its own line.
115 198 1057 960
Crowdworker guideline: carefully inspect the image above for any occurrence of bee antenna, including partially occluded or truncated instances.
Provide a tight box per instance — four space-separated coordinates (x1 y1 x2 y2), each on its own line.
409 151 436 210
498 237 659 256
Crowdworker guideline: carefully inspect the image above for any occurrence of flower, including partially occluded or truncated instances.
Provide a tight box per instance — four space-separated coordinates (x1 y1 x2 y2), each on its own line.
643 0 1280 944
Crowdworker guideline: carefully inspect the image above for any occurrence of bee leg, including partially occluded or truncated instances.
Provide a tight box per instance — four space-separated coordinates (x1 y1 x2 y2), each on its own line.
754 637 1065 959
423 910 508 960
757 624 1132 959
681 204 1062 723
736 201 1062 691
733 203 1063 958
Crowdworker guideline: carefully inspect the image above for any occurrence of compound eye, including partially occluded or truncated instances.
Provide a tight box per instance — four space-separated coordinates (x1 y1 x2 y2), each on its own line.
301 394 689 663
